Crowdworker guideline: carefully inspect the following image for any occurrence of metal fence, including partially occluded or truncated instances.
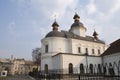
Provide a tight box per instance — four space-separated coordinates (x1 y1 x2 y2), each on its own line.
29 63 120 80
37 73 120 80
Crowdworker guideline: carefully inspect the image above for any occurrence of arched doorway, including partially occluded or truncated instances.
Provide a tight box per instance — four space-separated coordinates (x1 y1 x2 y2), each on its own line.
98 64 102 74
89 64 93 74
44 64 48 74
80 63 84 74
69 63 73 74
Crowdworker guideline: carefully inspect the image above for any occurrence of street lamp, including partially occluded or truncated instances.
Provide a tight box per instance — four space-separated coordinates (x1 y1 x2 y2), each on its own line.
85 53 88 74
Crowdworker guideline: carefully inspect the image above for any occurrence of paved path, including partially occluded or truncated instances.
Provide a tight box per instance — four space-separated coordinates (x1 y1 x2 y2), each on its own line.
0 75 35 80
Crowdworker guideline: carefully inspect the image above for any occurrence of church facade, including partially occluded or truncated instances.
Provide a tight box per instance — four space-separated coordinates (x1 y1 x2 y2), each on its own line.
40 13 119 75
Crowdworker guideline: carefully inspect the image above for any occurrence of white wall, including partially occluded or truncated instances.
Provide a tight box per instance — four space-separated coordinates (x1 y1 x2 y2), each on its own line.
40 36 107 73
41 56 53 71
61 54 102 74
103 52 120 75
52 55 62 70
71 39 107 56
72 27 86 37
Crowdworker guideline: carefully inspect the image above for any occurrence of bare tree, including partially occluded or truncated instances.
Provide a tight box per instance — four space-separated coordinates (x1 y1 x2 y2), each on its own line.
32 48 41 71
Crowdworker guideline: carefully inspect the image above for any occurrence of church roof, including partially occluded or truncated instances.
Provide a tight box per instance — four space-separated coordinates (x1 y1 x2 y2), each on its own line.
101 39 120 56
45 30 105 44
63 30 105 44
45 30 65 38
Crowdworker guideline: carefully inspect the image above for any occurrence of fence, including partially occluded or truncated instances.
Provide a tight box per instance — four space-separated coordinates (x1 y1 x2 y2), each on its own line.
36 73 120 80
29 63 120 80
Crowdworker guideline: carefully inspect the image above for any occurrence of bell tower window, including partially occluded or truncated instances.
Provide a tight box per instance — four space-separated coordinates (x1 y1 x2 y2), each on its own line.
45 45 48 53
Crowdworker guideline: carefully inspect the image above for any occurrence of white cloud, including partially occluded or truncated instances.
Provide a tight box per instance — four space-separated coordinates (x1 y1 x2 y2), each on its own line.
109 0 120 15
86 0 96 14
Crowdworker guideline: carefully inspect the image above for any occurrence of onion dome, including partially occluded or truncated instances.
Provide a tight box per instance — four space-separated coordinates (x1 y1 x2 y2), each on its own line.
52 21 59 30
73 13 80 20
45 20 65 38
70 13 87 31
45 30 65 38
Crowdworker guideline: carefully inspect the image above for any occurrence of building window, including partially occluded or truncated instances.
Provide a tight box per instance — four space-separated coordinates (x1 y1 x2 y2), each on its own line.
85 48 88 53
78 47 81 53
98 49 100 54
89 64 93 74
80 63 84 74
45 45 48 53
69 63 73 74
98 64 102 74
92 49 95 54
44 64 48 74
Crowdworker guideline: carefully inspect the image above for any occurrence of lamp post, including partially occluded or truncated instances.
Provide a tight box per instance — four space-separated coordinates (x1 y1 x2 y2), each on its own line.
85 53 88 74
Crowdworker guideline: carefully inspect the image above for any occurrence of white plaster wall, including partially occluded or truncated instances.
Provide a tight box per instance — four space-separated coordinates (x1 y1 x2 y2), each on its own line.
40 36 107 73
71 39 107 56
62 54 102 69
62 54 86 68
103 52 120 75
41 37 71 54
72 27 86 37
52 55 62 70
41 56 53 71
60 54 102 74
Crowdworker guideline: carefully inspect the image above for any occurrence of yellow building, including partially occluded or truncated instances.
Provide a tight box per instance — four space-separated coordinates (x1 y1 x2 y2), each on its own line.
12 58 38 75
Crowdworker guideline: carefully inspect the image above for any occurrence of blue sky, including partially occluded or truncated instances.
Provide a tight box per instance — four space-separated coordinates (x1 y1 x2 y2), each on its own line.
0 0 120 60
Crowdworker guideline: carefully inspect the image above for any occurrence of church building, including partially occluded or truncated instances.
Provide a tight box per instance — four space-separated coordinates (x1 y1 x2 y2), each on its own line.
40 13 119 75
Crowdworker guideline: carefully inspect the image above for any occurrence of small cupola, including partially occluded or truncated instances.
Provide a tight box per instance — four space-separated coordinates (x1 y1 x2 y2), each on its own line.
73 13 80 22
93 29 99 40
52 20 59 31
45 20 65 38
69 12 87 37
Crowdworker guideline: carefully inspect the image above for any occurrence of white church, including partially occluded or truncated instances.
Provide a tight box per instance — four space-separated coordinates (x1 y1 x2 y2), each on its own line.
40 13 120 75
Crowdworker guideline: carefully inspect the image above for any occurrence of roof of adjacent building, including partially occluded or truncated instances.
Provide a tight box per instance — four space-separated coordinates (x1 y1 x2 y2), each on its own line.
101 39 120 56
46 30 105 44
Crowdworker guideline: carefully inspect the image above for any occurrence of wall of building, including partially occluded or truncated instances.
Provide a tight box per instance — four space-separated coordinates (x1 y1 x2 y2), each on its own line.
103 52 120 75
41 37 107 73
72 27 86 37
41 56 53 71
62 54 102 68
52 55 62 70
41 37 71 54
71 39 107 56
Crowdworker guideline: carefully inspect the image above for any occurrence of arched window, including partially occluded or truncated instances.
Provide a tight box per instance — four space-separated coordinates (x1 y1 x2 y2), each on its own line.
98 49 100 54
69 63 73 74
44 64 48 74
89 64 93 74
45 45 48 53
103 63 107 74
85 48 88 53
109 63 115 75
98 64 102 74
80 63 84 74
